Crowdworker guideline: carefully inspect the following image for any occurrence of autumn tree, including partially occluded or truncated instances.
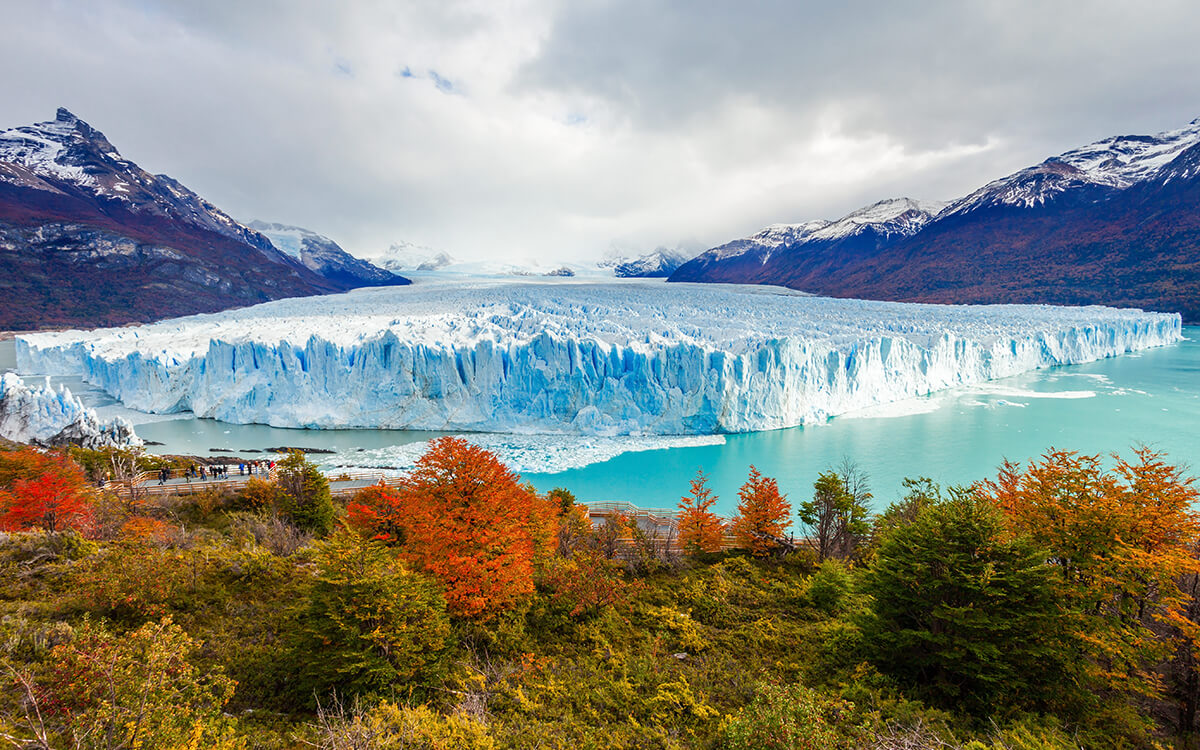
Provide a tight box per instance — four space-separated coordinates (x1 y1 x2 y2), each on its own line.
346 483 406 544
548 488 592 558
0 450 94 535
524 483 562 567
275 450 335 535
730 466 791 556
291 526 451 703
797 471 870 563
396 437 541 620
677 470 725 555
976 448 1200 702
0 446 57 487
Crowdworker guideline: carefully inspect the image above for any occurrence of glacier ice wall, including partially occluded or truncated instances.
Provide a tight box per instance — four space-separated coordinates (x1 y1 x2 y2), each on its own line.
14 280 1183 436
0 373 143 449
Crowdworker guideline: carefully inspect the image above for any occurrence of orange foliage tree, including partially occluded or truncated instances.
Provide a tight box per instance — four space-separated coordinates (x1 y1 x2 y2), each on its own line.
730 466 791 556
395 437 549 620
677 470 725 554
0 449 94 534
976 447 1200 699
347 483 407 543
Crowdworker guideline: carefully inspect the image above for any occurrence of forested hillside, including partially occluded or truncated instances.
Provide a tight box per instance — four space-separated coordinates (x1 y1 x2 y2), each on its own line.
1 439 1198 748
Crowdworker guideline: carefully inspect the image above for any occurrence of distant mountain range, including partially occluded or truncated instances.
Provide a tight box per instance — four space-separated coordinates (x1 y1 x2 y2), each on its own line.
369 241 457 273
602 247 698 278
0 109 405 330
671 119 1200 322
245 221 402 289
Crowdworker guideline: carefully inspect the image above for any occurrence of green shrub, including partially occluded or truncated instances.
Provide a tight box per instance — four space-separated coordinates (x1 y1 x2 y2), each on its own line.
808 558 853 615
719 682 854 750
289 528 452 704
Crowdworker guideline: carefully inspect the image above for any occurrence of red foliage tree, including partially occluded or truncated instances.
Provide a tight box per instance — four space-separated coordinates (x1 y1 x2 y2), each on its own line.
677 470 725 554
346 482 407 543
396 437 542 620
730 465 791 556
0 450 93 534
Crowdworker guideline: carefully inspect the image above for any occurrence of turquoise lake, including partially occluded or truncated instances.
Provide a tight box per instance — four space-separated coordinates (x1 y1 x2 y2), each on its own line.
3 330 1198 517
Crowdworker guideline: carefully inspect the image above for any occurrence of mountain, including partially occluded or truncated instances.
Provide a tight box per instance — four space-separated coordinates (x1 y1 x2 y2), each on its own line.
610 247 698 278
246 221 407 289
0 108 362 330
671 198 944 287
670 121 1200 322
370 241 455 272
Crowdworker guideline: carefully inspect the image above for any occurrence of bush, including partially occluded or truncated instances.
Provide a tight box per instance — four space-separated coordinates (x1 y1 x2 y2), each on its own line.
309 699 494 750
290 527 452 704
808 559 853 615
10 616 237 749
862 494 1070 714
719 682 854 750
275 452 336 535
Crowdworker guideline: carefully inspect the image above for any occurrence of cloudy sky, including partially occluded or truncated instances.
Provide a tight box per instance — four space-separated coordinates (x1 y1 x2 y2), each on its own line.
3 0 1199 263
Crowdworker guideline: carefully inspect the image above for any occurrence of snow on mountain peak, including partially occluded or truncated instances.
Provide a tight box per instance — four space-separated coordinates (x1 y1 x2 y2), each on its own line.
808 197 948 241
371 241 456 272
699 198 945 267
0 108 110 188
945 118 1200 216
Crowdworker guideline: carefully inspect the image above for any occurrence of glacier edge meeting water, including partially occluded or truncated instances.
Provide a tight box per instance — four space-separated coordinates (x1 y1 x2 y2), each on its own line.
13 280 1183 436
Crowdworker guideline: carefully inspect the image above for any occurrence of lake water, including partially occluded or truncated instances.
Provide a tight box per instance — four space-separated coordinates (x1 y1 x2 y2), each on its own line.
3 330 1198 516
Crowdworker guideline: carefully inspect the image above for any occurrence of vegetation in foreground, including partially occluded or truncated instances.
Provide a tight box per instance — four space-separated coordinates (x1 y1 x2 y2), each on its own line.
1 438 1199 749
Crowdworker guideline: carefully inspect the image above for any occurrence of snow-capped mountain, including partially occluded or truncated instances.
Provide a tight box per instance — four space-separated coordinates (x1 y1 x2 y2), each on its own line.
608 247 700 278
942 119 1200 217
672 198 944 286
246 221 408 289
370 241 456 272
0 109 279 255
670 119 1200 322
0 109 357 329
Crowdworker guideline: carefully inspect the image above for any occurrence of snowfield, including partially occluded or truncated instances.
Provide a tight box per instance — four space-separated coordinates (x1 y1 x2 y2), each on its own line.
14 279 1182 436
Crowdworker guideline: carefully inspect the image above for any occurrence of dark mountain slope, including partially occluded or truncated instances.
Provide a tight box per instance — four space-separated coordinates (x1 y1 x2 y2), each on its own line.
0 109 387 329
670 120 1200 323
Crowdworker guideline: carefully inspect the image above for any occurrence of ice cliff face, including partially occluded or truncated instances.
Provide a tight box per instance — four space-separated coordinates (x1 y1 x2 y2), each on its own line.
14 280 1182 436
0 373 142 449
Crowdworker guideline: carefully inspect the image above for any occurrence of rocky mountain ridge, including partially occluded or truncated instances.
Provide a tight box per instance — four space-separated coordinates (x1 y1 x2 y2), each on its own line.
0 109 405 330
670 120 1200 322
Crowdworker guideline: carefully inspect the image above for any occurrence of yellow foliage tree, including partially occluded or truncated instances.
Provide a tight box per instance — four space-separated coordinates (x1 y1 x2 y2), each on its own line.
976 447 1200 699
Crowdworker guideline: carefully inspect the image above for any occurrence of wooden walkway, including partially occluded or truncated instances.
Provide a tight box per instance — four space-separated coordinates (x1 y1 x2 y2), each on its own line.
119 469 747 552
122 469 402 500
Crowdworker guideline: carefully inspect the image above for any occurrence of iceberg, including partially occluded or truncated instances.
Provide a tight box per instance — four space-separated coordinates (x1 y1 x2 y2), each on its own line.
14 279 1182 436
0 373 143 449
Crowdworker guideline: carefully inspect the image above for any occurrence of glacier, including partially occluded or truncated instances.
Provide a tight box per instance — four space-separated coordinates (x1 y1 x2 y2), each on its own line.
13 279 1182 436
0 373 142 449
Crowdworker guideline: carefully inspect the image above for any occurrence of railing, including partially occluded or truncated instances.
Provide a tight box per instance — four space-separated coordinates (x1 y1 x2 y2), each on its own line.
127 467 403 498
118 471 759 553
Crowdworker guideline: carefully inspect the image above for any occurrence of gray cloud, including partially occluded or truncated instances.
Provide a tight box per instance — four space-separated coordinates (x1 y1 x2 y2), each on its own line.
1 0 1199 262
